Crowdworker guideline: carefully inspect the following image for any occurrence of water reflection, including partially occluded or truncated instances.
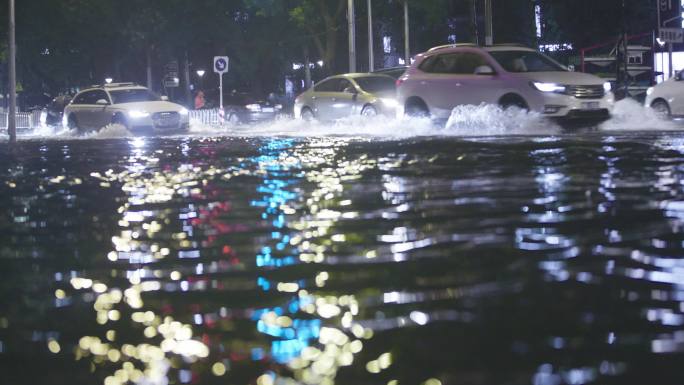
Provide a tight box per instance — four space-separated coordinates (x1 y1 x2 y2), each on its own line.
3 134 684 385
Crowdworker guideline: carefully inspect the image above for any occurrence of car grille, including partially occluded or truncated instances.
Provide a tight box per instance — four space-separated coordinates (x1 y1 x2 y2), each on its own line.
152 112 180 128
565 85 604 99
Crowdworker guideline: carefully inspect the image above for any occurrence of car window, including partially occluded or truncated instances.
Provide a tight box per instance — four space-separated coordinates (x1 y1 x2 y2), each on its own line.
488 50 566 72
354 76 396 93
420 53 488 74
314 79 340 92
93 90 110 104
109 89 160 104
72 91 95 105
337 79 354 93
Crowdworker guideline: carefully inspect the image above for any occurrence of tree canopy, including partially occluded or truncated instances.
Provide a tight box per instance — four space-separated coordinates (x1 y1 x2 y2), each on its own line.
0 0 660 106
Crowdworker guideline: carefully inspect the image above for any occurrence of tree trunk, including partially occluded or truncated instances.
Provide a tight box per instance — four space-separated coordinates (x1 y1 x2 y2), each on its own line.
146 45 153 90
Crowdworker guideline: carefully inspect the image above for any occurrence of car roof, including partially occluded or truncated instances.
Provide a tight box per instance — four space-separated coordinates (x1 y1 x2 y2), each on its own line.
425 44 536 54
325 73 395 81
78 83 147 93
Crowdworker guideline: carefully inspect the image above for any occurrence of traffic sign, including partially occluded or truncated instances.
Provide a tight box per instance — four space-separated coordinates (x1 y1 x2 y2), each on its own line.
659 0 682 27
660 28 684 43
164 76 179 88
214 56 229 74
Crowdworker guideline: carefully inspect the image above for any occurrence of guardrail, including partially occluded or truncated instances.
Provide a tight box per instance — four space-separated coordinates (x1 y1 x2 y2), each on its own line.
0 111 37 132
189 109 222 126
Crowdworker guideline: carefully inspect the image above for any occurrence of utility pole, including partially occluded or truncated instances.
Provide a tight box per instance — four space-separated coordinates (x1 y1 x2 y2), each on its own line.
471 0 479 45
484 0 493 45
404 0 410 65
8 0 17 143
348 0 357 72
367 0 374 71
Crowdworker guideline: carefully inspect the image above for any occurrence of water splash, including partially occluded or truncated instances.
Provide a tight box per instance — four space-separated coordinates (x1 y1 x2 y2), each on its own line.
445 103 560 136
3 99 683 142
600 99 681 131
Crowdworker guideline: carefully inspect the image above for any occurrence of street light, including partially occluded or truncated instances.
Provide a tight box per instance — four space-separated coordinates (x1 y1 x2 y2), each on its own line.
195 70 205 90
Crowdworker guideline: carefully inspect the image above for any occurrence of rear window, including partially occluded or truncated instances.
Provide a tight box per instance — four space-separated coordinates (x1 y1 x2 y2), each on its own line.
354 76 396 93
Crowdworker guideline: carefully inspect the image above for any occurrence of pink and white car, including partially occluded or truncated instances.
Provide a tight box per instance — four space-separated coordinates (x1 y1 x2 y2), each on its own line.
396 44 614 122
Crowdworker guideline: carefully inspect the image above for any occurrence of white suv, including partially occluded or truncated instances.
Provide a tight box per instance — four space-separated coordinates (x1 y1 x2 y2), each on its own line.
397 44 614 121
63 83 190 132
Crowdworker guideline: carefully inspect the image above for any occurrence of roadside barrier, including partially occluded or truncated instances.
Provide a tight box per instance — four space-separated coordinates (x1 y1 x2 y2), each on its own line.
189 108 222 126
0 111 35 132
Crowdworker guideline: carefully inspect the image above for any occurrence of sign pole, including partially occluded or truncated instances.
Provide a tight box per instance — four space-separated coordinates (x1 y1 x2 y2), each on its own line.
8 0 17 143
213 56 229 125
219 73 223 111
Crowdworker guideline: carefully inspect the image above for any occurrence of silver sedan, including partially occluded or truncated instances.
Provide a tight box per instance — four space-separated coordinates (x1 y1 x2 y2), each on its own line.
294 73 398 121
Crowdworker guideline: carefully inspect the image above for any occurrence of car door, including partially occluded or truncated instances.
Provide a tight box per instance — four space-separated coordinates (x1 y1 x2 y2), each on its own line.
312 78 341 120
328 78 357 119
417 53 469 117
447 52 507 106
69 90 96 128
90 90 112 129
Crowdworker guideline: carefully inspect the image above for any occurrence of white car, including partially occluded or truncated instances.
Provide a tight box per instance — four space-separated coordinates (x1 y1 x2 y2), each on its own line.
396 44 614 122
63 83 189 132
294 73 397 121
645 72 684 118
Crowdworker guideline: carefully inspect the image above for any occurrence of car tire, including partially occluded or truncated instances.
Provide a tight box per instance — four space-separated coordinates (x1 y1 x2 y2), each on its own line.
227 113 240 125
301 107 315 121
499 94 529 110
112 114 129 130
651 100 671 119
405 99 429 118
67 114 80 131
361 105 377 117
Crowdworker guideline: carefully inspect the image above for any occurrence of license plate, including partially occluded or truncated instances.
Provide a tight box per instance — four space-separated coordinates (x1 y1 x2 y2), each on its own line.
581 102 600 110
262 107 274 113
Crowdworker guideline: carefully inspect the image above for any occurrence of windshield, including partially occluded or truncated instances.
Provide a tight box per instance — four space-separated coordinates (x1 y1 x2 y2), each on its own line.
109 89 160 104
354 76 396 93
488 50 567 73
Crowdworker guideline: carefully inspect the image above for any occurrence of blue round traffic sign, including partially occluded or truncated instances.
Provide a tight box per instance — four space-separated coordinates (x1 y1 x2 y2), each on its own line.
215 58 227 72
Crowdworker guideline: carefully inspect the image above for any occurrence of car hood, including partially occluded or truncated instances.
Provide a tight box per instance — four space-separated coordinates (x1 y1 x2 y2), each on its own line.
115 101 185 113
513 71 606 86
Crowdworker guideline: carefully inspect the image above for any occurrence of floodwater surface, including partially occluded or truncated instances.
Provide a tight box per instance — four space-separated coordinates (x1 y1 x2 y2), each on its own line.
1 103 684 385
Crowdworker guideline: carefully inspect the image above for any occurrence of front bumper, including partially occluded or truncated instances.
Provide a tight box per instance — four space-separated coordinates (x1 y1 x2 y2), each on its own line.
129 112 190 131
532 91 614 120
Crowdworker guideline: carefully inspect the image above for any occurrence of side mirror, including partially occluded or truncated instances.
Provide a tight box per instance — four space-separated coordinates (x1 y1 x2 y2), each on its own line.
343 86 358 94
676 71 683 81
160 95 169 101
567 64 576 72
474 65 495 75
95 99 109 105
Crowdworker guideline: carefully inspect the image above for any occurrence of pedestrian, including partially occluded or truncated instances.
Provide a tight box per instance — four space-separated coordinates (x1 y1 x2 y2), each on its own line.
194 90 205 110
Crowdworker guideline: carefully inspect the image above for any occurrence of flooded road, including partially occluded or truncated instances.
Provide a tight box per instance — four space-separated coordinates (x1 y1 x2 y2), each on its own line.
1 103 684 385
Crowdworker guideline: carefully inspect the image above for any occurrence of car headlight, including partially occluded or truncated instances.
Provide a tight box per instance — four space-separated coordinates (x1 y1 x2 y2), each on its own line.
129 110 150 118
603 82 612 93
179 108 189 116
532 82 566 93
245 104 262 112
646 87 654 96
381 98 399 108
